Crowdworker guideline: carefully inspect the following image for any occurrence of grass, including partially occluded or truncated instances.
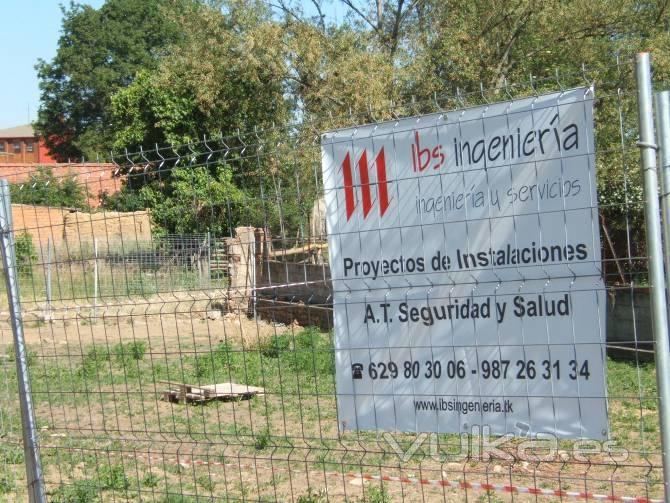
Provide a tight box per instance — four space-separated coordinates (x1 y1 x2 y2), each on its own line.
0 326 664 501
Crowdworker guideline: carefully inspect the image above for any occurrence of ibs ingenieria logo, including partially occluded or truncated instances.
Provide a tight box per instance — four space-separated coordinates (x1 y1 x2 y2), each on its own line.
341 148 390 221
341 132 446 221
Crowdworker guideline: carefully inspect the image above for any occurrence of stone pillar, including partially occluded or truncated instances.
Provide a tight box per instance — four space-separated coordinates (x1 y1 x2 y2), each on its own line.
225 226 256 314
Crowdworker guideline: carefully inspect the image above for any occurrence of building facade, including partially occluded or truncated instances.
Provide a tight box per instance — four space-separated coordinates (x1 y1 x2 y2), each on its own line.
0 124 56 164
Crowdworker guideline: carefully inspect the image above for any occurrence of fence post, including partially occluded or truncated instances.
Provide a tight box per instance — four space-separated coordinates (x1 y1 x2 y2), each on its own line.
207 231 211 287
0 180 46 502
656 91 670 306
93 237 98 318
636 52 670 501
44 237 52 322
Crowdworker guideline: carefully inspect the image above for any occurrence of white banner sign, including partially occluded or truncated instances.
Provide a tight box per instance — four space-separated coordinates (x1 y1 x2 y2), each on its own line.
321 88 608 439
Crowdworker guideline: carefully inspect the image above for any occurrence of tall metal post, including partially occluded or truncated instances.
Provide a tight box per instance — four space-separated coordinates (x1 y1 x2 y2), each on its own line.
93 237 98 318
207 231 211 287
636 53 670 500
656 91 670 302
44 237 51 322
0 180 46 502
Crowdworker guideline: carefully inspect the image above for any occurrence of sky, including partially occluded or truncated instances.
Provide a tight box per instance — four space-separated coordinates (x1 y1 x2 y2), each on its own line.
0 1 106 129
0 0 346 130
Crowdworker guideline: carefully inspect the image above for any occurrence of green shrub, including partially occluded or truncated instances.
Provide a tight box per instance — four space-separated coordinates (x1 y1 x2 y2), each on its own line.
51 479 100 503
254 428 270 450
81 346 110 377
114 341 147 366
99 463 130 491
261 334 290 358
14 231 37 276
10 166 89 208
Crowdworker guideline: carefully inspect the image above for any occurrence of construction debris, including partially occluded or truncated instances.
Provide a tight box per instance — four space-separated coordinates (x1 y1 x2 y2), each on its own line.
160 381 265 404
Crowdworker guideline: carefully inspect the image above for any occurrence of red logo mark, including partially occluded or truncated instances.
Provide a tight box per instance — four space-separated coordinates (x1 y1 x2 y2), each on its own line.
411 131 445 172
342 148 390 221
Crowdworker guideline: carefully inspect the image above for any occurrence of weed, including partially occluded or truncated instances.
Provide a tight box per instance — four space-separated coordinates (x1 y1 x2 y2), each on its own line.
297 487 328 503
0 443 23 464
359 484 390 503
158 494 202 503
114 341 147 365
51 480 100 503
99 463 130 491
142 472 160 488
255 428 271 450
261 334 290 358
81 346 110 377
15 231 37 276
196 474 216 492
0 472 14 495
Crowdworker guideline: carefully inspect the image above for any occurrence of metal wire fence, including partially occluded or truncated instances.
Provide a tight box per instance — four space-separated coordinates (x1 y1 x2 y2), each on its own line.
0 56 668 502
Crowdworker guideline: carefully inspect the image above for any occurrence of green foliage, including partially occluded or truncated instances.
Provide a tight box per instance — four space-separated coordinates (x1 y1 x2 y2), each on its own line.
37 0 670 254
0 443 24 465
260 333 291 358
288 327 335 377
14 232 37 276
51 480 100 503
99 463 130 491
35 0 187 160
254 428 271 450
10 167 89 208
142 473 160 488
114 341 147 365
81 346 111 378
185 328 333 395
99 187 146 212
103 164 249 234
297 488 328 503
358 485 390 503
110 1 289 150
113 341 147 377
0 472 14 495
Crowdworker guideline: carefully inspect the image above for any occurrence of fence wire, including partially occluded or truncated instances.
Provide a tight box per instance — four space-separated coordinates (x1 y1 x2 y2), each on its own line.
0 58 666 502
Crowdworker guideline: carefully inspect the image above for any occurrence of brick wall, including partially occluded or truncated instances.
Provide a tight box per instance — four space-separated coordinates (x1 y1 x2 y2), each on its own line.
255 299 333 332
0 163 124 207
10 204 152 256
10 204 69 249
257 260 331 304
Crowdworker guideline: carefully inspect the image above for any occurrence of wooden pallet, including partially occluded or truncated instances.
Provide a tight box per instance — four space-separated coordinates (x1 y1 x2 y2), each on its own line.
160 380 265 404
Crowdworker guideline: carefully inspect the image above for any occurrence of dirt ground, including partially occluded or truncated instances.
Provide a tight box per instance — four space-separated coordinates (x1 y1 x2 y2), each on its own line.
0 290 282 349
0 292 664 502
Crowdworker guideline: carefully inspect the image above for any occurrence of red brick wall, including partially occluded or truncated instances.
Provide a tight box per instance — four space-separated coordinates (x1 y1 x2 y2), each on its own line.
0 163 123 207
10 204 69 250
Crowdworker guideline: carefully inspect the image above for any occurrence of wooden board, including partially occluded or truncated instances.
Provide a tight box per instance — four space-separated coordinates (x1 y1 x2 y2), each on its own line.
160 380 265 404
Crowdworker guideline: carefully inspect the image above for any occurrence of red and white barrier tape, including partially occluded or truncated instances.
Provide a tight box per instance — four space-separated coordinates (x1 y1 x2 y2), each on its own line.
139 454 660 503
347 472 662 503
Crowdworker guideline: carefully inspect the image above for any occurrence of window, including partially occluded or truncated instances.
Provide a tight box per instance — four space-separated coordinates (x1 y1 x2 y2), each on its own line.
26 141 34 153
0 142 4 153
12 141 21 154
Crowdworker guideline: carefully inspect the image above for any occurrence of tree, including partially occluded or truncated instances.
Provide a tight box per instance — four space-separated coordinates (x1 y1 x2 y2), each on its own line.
35 0 186 161
107 0 294 234
110 0 289 150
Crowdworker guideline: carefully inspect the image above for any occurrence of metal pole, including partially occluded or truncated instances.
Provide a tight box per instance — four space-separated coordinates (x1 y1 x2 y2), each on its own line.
45 237 51 322
0 180 46 502
207 231 211 288
656 91 670 305
93 237 98 318
636 52 670 500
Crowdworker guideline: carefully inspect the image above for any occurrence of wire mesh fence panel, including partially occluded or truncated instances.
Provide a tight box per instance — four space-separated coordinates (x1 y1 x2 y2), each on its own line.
0 57 667 502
